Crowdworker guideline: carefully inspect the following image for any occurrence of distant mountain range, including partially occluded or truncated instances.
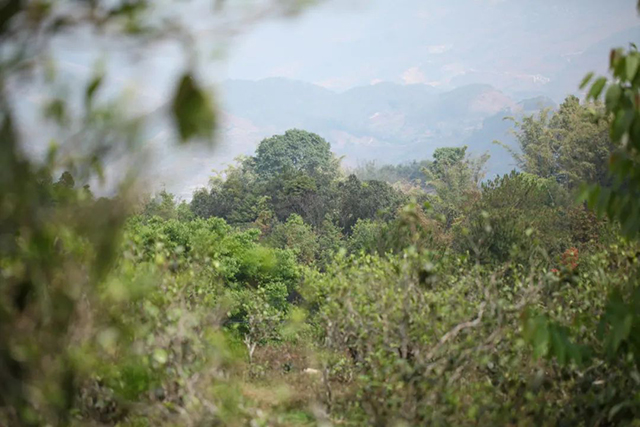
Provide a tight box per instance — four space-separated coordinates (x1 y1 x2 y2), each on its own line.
214 78 556 181
159 25 640 197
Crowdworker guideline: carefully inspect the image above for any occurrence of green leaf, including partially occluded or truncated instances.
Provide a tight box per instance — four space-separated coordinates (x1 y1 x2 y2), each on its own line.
605 84 622 112
610 48 623 71
172 73 216 143
625 53 639 82
576 183 591 203
579 72 594 90
611 313 633 354
85 73 103 108
152 348 168 365
587 77 607 100
529 316 550 359
549 327 566 365
609 401 631 422
631 116 640 151
611 109 634 143
587 185 601 211
44 98 67 125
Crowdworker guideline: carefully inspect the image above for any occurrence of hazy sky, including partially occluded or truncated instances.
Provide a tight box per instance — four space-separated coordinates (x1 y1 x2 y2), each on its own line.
46 0 640 110
221 0 638 92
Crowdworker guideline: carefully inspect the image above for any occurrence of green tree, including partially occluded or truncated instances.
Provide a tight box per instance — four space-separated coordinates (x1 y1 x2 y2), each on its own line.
317 217 343 267
507 96 614 189
0 2 321 425
348 218 386 255
267 214 320 265
457 171 571 263
582 45 640 237
143 190 178 220
519 24 640 425
352 159 432 189
575 40 640 368
424 146 488 228
267 168 328 226
253 129 340 184
337 174 406 234
190 159 261 224
253 130 341 227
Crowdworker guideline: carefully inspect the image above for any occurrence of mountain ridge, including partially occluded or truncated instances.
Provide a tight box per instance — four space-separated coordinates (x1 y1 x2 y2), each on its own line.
218 77 554 168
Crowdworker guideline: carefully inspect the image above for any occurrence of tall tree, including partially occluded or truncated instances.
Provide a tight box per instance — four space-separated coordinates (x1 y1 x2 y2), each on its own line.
253 129 340 184
423 146 488 228
508 96 614 189
337 175 406 234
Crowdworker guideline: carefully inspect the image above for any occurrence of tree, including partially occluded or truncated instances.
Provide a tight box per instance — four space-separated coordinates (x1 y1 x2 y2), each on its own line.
251 130 342 227
317 217 343 267
457 171 571 263
143 190 178 220
190 187 216 219
56 171 75 189
351 159 432 189
0 2 322 424
507 96 614 189
267 214 320 265
190 159 261 224
267 168 326 226
423 146 488 228
520 25 640 420
192 140 338 227
253 129 340 184
337 175 406 234
575 42 640 369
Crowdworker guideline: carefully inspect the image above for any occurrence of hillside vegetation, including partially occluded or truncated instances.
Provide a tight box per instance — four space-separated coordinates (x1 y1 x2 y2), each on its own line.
5 78 640 424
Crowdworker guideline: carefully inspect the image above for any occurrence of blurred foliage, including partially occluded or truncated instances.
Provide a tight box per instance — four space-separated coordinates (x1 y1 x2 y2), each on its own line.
350 159 433 190
581 44 640 237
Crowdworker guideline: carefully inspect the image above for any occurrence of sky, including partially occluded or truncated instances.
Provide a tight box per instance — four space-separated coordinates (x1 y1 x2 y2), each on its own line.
40 0 639 115
220 0 639 93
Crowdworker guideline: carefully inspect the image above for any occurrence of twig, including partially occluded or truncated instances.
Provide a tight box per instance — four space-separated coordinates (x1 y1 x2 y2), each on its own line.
424 302 486 362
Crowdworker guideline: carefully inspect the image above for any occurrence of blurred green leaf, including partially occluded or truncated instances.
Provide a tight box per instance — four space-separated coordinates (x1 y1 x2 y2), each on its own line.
579 72 594 90
44 98 67 125
626 53 639 81
605 84 622 111
611 108 634 142
171 73 216 143
152 349 168 365
85 73 104 109
588 77 607 100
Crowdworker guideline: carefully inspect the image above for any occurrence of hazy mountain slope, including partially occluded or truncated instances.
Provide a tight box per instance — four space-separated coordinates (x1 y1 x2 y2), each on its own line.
464 96 557 180
222 78 337 128
217 78 550 177
544 26 640 101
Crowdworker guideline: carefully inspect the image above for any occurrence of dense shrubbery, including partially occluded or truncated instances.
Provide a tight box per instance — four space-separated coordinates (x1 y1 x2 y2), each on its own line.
5 104 640 425
54 100 637 425
4 90 640 425
306 242 640 425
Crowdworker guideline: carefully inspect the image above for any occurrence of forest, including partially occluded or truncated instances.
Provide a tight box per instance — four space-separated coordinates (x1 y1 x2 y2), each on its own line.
2 1 640 426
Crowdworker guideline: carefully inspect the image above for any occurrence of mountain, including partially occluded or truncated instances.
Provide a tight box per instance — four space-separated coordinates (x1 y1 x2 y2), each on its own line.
214 78 552 177
543 26 640 100
464 96 558 181
153 78 558 197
